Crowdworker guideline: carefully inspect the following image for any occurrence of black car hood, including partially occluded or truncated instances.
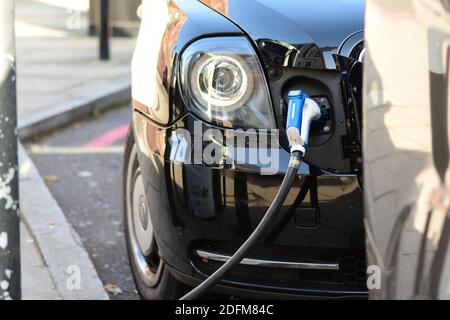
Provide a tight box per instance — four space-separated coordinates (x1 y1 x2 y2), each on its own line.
199 0 365 70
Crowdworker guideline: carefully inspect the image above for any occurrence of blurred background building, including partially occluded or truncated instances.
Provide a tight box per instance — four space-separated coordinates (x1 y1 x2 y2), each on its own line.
89 0 141 37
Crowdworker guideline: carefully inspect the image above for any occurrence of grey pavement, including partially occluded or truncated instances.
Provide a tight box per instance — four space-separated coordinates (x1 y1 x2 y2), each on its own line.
16 0 135 137
21 221 61 300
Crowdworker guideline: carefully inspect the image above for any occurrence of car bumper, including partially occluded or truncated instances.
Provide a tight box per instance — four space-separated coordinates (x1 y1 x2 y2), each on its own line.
133 111 367 298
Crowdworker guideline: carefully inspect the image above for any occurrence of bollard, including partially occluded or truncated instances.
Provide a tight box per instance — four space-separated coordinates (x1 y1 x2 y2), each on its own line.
0 0 21 301
99 0 110 60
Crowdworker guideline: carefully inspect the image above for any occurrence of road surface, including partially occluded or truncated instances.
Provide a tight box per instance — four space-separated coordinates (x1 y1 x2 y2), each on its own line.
26 106 138 300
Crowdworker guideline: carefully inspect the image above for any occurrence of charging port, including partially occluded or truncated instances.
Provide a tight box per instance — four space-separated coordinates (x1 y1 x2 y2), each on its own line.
311 97 333 136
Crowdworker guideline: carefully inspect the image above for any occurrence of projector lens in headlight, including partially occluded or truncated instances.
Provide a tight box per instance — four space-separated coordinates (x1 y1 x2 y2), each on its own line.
181 37 275 129
193 55 253 110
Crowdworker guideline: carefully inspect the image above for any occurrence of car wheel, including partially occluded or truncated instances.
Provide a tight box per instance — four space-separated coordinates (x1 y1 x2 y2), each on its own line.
123 124 187 300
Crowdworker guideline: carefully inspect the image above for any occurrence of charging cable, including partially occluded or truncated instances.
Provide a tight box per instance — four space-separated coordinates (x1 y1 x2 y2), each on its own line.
180 90 321 300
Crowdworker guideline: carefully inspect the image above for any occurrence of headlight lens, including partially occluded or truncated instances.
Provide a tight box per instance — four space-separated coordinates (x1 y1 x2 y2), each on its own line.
181 37 276 129
195 55 252 109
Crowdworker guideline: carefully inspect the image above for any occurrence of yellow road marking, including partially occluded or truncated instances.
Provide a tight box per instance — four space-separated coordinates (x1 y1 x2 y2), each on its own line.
29 145 124 155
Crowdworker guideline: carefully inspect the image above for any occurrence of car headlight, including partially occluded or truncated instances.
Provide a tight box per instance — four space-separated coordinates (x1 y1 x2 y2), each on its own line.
181 37 276 129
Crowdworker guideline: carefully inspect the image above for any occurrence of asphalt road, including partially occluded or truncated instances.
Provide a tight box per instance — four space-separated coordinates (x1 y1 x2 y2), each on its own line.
25 106 139 300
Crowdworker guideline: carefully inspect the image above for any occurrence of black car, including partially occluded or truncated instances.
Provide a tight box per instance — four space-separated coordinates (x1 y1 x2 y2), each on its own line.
124 0 366 299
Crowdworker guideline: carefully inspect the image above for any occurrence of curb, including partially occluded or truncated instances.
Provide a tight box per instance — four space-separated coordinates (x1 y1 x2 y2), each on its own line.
18 80 131 140
17 78 130 299
19 143 110 300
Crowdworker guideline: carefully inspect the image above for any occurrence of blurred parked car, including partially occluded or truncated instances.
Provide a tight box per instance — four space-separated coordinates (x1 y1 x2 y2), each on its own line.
364 0 450 300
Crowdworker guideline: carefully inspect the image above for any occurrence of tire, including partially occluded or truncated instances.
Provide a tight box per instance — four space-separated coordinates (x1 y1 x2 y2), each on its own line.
123 124 187 300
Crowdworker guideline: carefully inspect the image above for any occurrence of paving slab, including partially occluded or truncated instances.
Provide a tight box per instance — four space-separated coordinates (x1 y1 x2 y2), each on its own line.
16 0 135 139
21 221 61 300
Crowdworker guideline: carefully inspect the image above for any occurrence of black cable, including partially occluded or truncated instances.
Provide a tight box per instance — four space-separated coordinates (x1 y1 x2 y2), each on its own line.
180 151 303 300
264 176 312 243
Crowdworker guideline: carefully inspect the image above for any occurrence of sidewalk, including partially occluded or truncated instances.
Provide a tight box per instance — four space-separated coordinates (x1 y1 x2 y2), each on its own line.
15 0 136 299
19 144 110 300
16 0 136 138
22 221 61 300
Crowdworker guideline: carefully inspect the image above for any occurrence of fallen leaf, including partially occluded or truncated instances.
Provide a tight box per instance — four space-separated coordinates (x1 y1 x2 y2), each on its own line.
104 283 123 296
43 175 59 183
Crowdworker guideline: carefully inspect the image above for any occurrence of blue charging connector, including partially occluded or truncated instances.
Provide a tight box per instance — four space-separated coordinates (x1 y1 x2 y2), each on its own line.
286 90 322 155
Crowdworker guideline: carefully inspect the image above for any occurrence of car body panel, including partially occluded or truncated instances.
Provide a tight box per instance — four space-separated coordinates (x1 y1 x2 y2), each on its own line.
132 0 367 297
199 0 365 70
133 111 366 297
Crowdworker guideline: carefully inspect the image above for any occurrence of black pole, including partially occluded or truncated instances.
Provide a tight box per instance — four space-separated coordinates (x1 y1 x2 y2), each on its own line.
99 0 110 60
0 0 21 301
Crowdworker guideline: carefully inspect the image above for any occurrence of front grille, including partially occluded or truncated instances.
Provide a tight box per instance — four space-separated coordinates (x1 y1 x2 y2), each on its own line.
342 251 367 284
191 244 368 295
